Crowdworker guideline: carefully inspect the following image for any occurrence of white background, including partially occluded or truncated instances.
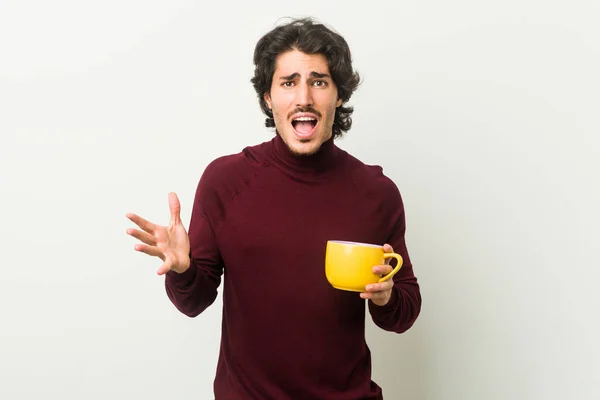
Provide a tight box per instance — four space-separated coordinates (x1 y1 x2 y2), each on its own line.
1 0 599 399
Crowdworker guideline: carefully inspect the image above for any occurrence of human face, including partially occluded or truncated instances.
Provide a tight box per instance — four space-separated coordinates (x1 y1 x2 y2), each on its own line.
264 50 342 156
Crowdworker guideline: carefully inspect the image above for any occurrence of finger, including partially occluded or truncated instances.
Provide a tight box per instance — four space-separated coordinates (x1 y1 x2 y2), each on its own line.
383 244 394 264
363 292 391 305
126 213 157 234
360 291 387 300
372 264 393 275
168 192 182 225
157 259 173 275
365 281 393 293
133 244 165 261
360 285 393 303
126 228 157 246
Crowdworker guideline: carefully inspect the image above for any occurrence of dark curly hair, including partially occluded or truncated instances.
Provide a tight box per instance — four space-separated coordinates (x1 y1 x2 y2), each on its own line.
250 17 361 138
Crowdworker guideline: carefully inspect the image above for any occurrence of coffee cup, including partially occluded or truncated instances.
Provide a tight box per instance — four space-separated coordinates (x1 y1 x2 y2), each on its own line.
325 240 403 292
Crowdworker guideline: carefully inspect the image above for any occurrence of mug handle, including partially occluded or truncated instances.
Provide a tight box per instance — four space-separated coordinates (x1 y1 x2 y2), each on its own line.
378 253 403 283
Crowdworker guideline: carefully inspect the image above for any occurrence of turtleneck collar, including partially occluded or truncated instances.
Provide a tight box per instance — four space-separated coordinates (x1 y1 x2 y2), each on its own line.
268 132 341 179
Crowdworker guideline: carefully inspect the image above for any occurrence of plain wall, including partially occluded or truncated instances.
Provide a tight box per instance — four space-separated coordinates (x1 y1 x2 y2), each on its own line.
1 1 598 399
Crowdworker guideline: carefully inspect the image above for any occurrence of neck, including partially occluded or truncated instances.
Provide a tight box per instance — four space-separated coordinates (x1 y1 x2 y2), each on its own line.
269 133 340 179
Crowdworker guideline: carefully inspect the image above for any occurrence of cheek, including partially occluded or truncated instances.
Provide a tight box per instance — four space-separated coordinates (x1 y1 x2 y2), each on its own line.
325 101 339 120
270 97 292 117
318 93 340 112
272 106 287 120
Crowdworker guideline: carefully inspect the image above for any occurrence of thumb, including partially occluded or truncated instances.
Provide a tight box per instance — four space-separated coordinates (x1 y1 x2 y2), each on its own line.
168 192 182 224
383 243 394 252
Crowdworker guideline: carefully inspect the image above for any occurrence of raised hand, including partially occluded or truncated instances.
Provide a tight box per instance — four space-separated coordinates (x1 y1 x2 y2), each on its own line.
126 192 191 275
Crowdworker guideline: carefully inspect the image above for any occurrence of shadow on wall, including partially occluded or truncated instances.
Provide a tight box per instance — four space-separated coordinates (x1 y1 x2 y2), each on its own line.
367 314 430 400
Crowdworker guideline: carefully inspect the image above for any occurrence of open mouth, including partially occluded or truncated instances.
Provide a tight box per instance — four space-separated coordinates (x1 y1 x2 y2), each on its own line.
291 116 318 138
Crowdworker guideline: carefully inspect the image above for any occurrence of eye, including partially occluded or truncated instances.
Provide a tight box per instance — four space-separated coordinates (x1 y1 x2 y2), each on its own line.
282 81 294 87
313 80 327 87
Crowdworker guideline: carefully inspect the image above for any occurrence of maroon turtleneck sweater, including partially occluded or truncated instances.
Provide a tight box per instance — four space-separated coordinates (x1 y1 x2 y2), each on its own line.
165 134 421 399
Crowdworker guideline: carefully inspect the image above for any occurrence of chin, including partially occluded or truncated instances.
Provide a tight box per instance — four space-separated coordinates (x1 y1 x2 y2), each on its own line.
288 140 322 157
278 125 330 156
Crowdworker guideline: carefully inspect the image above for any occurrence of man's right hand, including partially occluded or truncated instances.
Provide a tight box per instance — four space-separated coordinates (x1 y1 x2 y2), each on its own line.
126 192 191 275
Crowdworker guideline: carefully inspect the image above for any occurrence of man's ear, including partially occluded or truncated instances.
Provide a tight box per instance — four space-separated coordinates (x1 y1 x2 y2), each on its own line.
336 97 342 107
264 92 272 110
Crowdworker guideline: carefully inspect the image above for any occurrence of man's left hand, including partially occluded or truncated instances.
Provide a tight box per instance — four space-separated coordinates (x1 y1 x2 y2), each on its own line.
360 243 395 306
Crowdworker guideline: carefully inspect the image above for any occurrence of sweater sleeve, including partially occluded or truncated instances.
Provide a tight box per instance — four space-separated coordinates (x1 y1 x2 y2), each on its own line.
368 187 421 333
164 167 225 318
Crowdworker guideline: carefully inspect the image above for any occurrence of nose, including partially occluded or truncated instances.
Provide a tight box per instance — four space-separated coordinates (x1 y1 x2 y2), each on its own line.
295 82 313 107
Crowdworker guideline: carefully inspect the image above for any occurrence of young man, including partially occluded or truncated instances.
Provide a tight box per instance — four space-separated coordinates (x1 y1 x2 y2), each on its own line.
126 17 421 399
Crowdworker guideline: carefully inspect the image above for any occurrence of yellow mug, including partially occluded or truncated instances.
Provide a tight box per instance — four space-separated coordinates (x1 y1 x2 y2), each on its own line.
325 240 403 292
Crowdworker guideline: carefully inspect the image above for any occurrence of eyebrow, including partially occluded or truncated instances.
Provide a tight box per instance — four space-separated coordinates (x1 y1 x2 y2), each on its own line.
279 71 331 81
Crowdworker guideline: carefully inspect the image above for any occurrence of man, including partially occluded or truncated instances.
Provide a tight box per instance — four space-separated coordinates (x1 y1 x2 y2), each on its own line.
126 17 421 399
